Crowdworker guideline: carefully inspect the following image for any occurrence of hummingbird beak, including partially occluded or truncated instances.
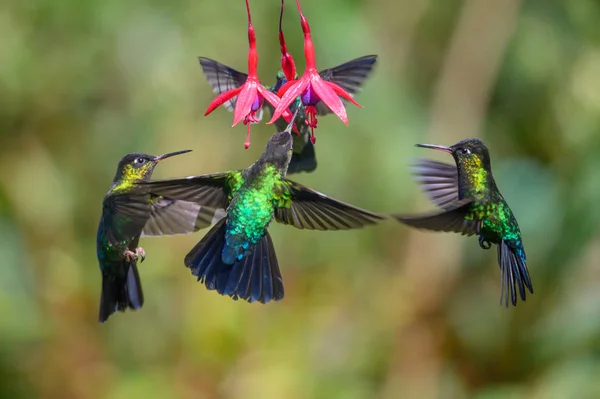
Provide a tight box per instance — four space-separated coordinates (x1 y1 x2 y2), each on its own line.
156 149 192 162
284 109 300 134
415 143 452 154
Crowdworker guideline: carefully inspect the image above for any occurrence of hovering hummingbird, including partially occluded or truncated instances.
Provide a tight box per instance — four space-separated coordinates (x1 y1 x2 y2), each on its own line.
133 115 385 303
96 150 224 323
395 138 533 307
197 55 377 174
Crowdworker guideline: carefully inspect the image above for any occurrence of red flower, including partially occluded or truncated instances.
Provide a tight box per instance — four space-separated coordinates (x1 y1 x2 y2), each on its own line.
204 0 287 149
268 0 362 144
278 0 296 82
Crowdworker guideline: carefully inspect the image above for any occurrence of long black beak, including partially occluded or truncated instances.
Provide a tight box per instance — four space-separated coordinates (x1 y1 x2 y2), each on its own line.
284 109 300 134
415 143 452 154
156 149 192 162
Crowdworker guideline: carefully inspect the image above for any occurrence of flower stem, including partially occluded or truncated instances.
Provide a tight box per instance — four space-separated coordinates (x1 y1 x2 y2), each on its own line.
245 0 257 76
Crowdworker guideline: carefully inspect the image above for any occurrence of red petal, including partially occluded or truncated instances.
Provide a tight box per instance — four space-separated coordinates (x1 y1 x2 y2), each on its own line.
310 76 348 125
232 82 258 126
276 80 297 97
257 85 281 109
267 77 309 124
258 86 296 124
204 87 242 116
328 82 362 108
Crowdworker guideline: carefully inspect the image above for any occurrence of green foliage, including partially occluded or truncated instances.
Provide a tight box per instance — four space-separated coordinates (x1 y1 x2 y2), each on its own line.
1 0 600 398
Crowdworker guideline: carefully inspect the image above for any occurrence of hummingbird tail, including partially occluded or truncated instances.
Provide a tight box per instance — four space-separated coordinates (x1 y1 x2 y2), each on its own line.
497 240 533 307
288 141 317 174
184 219 284 303
98 262 144 323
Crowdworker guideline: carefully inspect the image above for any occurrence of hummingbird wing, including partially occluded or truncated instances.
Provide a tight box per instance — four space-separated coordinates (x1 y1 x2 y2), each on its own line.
316 55 378 116
101 194 152 246
141 197 226 237
410 159 459 210
273 180 385 230
288 135 317 174
198 57 248 111
133 172 243 209
395 202 481 236
497 240 533 307
185 218 284 304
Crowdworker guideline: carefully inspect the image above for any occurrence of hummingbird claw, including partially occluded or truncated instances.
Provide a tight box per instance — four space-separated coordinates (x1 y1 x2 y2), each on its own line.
123 250 138 263
479 236 492 250
136 247 146 263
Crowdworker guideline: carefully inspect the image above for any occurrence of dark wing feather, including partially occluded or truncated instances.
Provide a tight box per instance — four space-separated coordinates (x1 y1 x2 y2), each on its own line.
133 172 237 210
102 194 151 246
411 159 459 210
395 202 480 236
316 55 378 115
198 57 247 111
497 240 533 307
141 197 226 237
274 180 385 230
288 134 317 174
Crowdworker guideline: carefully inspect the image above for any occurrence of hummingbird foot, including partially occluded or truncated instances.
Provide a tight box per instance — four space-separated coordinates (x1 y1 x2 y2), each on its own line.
478 236 492 250
123 250 138 263
135 247 146 263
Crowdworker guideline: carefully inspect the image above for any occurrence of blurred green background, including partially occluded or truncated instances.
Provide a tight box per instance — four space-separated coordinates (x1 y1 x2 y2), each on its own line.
2 0 600 397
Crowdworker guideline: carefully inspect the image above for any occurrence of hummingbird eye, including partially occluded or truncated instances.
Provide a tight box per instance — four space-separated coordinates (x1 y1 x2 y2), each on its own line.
459 148 472 155
134 157 147 165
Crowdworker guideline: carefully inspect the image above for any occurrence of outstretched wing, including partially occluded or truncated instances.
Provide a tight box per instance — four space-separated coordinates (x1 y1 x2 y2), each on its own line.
141 197 226 237
273 180 385 230
198 57 248 111
395 202 480 236
410 158 459 210
316 55 378 115
133 172 243 210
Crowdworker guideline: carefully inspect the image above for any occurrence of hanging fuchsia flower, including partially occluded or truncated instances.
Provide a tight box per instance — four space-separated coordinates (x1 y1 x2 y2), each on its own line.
268 0 362 144
278 0 296 82
204 0 289 149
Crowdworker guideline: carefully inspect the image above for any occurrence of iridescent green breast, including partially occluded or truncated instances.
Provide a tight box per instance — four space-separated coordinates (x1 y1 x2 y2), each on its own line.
466 200 521 244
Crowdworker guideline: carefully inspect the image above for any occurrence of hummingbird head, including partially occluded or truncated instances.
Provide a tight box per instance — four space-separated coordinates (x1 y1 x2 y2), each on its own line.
416 138 494 198
416 138 491 170
260 109 299 171
113 150 192 183
272 70 288 92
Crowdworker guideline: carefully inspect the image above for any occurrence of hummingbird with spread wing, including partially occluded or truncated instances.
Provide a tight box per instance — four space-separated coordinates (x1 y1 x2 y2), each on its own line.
395 138 533 307
198 54 377 174
96 150 224 322
134 115 385 303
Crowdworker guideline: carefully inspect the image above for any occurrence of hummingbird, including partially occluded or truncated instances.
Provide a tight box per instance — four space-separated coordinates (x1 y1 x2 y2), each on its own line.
133 114 385 303
198 55 378 174
395 138 533 307
96 150 224 323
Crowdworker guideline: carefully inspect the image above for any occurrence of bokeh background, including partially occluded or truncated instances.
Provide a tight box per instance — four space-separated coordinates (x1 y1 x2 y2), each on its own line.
2 0 600 397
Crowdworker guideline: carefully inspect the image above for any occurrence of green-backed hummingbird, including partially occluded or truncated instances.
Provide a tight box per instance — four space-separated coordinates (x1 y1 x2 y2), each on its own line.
96 150 224 322
395 138 533 307
198 55 377 174
133 114 385 303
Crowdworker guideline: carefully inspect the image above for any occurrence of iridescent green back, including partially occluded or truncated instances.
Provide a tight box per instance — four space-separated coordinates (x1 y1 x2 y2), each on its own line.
225 164 282 246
